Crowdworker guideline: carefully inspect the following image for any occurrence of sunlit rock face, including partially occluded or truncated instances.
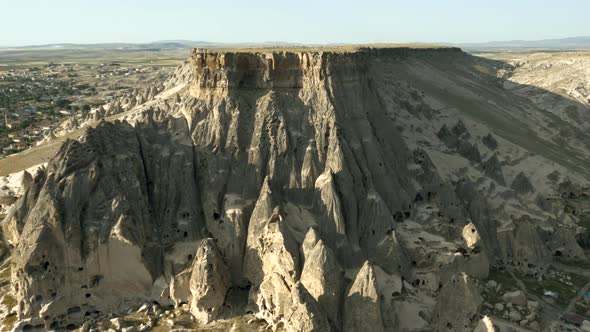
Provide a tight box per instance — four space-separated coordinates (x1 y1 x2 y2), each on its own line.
4 46 590 331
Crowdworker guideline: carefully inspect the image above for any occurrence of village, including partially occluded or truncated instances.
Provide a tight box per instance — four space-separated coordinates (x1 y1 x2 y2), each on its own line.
0 61 173 156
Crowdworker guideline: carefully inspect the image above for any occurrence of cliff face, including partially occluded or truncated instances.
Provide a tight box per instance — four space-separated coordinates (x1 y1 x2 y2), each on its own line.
3 117 204 327
191 50 312 90
3 46 589 331
190 47 463 91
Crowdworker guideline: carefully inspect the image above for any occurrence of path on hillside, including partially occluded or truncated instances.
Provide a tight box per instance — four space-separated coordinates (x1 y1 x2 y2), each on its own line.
564 280 590 316
507 270 561 323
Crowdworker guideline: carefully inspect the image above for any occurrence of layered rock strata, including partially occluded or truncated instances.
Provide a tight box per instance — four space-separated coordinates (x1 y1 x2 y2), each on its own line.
3 46 589 331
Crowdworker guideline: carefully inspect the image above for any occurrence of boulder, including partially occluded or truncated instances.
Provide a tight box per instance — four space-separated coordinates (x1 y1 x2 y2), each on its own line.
502 290 527 306
527 300 539 311
170 269 192 306
529 321 541 331
508 309 522 322
151 276 172 306
189 239 231 323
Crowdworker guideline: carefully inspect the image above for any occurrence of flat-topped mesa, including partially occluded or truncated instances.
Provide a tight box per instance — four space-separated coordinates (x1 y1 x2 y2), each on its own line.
189 46 463 92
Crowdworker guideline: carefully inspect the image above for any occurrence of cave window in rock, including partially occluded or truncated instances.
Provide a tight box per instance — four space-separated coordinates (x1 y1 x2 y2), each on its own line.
213 212 221 220
554 250 563 257
188 254 193 261
183 231 188 238
414 193 423 203
67 306 81 315
91 275 104 288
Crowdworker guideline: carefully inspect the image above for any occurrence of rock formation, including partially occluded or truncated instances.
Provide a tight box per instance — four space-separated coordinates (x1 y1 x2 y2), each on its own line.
343 261 384 332
434 273 482 331
300 229 344 327
3 46 590 331
189 239 230 323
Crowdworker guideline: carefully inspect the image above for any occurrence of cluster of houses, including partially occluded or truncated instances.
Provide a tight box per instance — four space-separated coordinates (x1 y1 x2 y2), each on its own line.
0 62 170 158
1 118 55 156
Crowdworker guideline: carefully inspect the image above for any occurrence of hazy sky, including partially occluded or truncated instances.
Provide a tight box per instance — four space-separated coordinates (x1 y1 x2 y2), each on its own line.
2 0 589 46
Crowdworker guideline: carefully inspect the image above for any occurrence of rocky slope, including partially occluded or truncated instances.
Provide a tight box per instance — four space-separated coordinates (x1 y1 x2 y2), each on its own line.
488 52 590 132
1 46 590 331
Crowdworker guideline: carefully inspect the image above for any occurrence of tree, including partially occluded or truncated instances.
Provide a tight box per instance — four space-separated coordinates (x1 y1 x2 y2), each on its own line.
55 98 70 108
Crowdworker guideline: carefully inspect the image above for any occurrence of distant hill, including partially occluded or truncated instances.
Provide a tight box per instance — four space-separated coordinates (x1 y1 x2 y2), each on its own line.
1 40 303 51
5 37 590 52
452 36 590 51
2 41 219 50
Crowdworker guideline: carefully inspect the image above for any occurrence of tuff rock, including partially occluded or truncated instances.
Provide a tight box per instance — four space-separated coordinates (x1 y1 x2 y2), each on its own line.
3 46 590 331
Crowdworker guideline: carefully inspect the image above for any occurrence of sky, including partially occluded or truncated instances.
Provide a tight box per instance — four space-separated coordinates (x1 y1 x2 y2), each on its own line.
1 0 589 46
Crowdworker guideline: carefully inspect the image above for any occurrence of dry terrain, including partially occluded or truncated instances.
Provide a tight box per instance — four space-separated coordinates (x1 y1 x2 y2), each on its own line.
1 46 590 331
